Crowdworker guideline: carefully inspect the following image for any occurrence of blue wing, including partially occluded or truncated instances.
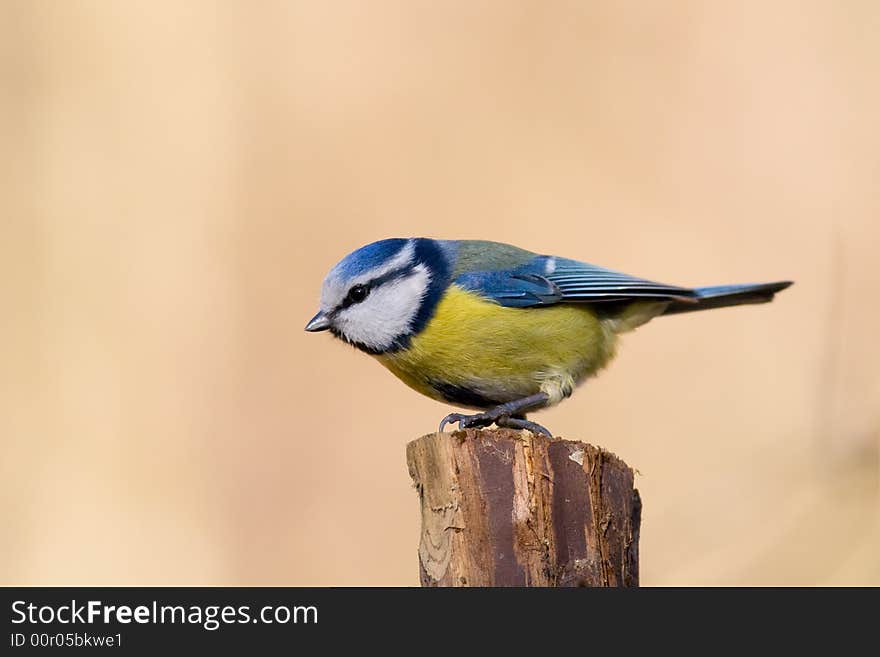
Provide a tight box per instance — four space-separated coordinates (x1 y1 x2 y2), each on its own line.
454 255 697 308
453 269 563 307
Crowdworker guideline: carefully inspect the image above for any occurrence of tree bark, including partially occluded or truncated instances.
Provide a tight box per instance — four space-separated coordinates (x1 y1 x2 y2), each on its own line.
406 428 641 587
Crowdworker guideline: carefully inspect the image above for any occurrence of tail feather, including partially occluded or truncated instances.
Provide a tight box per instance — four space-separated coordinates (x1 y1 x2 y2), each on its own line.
663 281 793 315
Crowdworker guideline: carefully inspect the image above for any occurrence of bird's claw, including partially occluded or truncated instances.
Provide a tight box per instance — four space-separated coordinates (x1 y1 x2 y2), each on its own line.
496 416 553 438
439 412 493 433
439 411 553 437
438 414 460 433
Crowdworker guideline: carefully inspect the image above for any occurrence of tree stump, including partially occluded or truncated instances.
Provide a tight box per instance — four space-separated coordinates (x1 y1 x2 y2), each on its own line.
406 428 641 587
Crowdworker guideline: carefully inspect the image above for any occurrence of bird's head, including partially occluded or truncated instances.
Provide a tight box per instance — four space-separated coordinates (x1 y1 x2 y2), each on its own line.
305 238 454 354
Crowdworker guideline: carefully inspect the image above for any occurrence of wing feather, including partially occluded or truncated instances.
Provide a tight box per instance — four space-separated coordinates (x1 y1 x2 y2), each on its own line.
453 255 697 307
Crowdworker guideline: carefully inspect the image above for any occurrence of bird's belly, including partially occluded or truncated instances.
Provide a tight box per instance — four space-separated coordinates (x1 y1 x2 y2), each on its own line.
375 286 617 409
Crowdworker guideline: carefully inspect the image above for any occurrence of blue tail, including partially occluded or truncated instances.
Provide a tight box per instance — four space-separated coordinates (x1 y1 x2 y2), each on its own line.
663 281 793 315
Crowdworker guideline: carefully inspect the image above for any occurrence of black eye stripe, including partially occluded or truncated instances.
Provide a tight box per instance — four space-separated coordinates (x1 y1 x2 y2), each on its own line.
369 266 413 288
333 266 414 313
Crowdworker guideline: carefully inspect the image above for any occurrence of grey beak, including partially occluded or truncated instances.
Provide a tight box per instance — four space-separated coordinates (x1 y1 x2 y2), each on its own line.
304 311 331 332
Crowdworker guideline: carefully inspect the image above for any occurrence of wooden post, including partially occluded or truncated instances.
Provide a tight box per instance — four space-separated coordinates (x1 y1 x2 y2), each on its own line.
406 428 641 587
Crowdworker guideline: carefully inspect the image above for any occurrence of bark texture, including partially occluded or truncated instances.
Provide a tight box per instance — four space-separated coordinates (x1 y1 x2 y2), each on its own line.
406 428 641 587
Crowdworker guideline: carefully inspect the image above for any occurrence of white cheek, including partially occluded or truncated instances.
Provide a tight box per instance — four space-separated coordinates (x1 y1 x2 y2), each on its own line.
335 266 430 351
320 240 415 312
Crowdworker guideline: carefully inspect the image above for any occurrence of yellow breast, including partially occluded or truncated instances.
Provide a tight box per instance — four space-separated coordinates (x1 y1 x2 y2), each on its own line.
375 285 618 409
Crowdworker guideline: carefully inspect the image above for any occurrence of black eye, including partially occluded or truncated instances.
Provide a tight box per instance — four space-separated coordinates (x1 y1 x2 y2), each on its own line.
347 284 369 305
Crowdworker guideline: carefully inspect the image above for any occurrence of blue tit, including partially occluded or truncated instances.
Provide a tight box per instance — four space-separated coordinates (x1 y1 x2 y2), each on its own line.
305 238 791 436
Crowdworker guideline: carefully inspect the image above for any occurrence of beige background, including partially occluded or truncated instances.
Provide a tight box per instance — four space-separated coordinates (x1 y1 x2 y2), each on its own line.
2 1 878 585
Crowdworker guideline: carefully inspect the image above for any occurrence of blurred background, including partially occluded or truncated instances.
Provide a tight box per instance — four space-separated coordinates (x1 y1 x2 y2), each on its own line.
2 1 878 585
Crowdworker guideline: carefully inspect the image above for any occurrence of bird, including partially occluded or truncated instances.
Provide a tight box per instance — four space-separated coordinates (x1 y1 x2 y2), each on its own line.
305 238 791 437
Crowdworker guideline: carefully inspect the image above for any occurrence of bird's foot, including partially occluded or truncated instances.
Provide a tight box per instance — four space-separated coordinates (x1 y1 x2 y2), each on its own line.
495 415 553 438
439 403 553 438
438 411 494 433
